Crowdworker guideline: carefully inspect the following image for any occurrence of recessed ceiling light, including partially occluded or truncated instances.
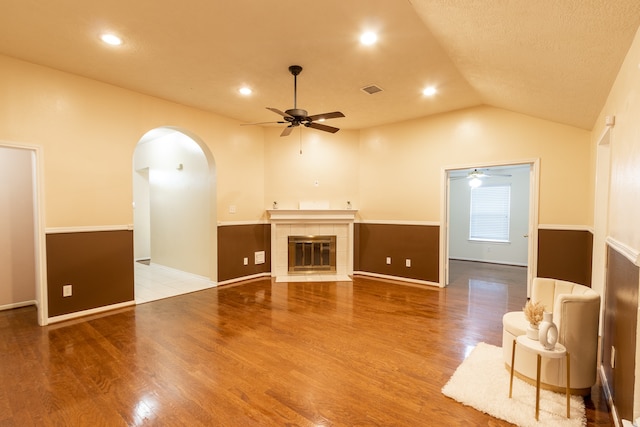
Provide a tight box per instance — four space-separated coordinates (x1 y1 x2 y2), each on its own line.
100 33 122 46
360 31 377 46
423 86 437 97
239 87 252 96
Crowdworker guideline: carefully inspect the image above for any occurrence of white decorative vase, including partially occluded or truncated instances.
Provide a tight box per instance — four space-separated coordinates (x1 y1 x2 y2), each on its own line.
526 323 539 340
538 311 558 350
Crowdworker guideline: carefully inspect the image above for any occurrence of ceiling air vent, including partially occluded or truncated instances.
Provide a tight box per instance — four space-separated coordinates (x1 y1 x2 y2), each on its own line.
361 84 383 95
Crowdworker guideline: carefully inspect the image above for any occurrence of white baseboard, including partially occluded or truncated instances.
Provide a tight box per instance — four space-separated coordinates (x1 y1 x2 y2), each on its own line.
218 272 271 286
449 257 527 267
0 300 37 311
47 300 135 324
352 271 441 288
600 364 621 427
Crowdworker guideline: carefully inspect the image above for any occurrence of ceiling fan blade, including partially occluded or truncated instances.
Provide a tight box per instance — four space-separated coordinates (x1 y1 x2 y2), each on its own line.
306 111 345 121
267 107 293 118
240 120 286 126
305 122 340 134
280 126 295 137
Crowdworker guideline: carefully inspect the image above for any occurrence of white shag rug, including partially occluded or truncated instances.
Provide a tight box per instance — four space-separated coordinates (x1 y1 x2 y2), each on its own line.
442 342 586 427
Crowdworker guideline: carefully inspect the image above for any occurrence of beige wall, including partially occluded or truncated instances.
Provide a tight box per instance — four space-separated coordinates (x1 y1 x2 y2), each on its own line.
593 27 640 253
592 26 640 421
263 127 360 212
1 54 592 230
358 106 591 224
0 54 265 227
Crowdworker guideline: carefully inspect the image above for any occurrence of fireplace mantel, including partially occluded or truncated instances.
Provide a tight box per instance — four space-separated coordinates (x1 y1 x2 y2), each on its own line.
267 209 357 281
267 209 358 222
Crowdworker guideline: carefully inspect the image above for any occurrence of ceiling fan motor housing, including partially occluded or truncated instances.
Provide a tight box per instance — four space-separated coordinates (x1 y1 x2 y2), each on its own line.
289 65 303 76
285 108 309 119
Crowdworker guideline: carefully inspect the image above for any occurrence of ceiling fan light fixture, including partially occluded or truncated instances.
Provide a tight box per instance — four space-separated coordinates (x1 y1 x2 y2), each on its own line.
469 177 482 188
238 87 252 96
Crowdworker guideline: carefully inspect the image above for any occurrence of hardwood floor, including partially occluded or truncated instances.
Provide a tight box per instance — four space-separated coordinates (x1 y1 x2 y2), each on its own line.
0 260 612 426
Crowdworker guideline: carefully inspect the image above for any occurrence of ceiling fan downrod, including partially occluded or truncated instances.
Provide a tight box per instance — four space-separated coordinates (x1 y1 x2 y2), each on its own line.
289 65 303 113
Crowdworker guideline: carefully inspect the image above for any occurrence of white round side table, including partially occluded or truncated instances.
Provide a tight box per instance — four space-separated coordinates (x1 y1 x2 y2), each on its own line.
509 335 570 420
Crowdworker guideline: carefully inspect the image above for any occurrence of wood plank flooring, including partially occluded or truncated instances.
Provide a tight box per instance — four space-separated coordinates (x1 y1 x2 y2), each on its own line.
0 260 612 426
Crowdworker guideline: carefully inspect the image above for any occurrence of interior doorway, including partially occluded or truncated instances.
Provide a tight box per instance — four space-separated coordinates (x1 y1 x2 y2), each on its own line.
132 127 217 302
440 160 539 296
0 142 47 325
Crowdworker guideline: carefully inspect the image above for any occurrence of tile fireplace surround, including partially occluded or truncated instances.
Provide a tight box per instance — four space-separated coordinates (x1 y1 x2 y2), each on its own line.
267 209 357 282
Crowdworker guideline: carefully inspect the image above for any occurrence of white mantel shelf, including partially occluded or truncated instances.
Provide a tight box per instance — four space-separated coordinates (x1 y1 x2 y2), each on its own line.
267 209 358 222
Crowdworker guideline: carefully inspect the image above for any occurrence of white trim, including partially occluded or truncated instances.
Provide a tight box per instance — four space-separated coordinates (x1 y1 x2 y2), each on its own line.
353 271 440 288
538 224 594 232
267 209 357 221
0 300 37 311
449 257 528 267
607 237 640 267
47 300 136 324
441 159 540 294
46 224 134 234
1 140 48 326
356 219 440 226
217 219 268 227
218 272 271 286
599 364 622 427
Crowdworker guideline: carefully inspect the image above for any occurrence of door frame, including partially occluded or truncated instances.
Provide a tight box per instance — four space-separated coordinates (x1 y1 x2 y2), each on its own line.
0 140 48 325
440 158 540 296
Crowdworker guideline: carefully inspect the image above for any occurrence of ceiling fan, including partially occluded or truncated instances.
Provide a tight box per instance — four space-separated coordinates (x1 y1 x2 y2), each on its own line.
451 169 513 180
246 65 345 137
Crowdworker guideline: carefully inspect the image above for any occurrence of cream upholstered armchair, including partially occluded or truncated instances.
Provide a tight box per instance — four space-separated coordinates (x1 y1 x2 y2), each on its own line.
502 278 601 395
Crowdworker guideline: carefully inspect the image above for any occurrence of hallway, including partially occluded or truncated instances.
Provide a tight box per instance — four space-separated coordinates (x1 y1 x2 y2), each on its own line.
134 261 215 304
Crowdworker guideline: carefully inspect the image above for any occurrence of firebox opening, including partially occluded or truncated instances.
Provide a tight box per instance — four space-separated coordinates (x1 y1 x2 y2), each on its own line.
288 235 337 274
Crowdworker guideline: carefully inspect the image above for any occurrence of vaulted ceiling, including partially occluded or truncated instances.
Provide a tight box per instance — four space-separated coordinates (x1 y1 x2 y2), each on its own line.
2 0 639 131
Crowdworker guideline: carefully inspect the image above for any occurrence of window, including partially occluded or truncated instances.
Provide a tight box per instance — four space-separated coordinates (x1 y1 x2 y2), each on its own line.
469 185 511 242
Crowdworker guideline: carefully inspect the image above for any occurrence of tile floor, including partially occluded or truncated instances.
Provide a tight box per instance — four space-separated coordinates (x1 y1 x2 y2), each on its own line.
134 262 216 304
135 262 352 304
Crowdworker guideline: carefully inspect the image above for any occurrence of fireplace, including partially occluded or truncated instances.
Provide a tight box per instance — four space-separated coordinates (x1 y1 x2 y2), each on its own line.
267 208 357 281
288 235 337 273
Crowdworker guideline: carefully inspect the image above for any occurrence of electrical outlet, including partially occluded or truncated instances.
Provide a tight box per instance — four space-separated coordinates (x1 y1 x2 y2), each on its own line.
386 257 391 265
243 257 248 266
63 284 72 297
406 259 411 267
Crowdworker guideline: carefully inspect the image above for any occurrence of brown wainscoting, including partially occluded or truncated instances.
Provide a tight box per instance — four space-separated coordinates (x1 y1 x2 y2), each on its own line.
537 229 593 286
217 223 271 282
46 230 134 317
355 223 439 283
601 245 639 422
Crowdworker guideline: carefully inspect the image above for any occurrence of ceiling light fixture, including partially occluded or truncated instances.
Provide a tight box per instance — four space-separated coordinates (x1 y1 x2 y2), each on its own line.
239 87 252 96
360 31 377 46
423 86 437 97
100 33 122 46
469 177 482 188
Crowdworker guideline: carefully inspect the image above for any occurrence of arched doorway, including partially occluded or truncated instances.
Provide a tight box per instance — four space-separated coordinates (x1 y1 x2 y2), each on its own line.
132 127 217 302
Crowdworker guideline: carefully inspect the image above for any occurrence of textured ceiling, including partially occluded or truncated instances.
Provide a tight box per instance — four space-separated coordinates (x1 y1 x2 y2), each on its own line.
1 0 639 131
